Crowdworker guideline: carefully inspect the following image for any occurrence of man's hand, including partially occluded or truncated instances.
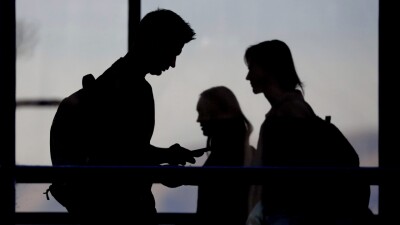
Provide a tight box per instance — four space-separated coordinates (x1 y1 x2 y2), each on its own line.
168 143 196 166
191 148 208 157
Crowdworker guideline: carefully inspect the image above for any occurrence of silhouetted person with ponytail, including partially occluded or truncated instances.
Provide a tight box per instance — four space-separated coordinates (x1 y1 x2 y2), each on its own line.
244 39 373 225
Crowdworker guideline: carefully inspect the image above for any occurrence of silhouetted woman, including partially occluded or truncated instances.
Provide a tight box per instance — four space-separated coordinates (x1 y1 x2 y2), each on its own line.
195 86 255 225
244 39 373 225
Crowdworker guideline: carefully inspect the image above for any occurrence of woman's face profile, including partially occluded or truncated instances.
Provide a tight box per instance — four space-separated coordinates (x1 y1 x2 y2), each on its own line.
196 97 220 136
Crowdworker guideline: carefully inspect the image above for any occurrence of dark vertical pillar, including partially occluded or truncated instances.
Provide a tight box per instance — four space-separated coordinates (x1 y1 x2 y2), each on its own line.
0 0 16 225
128 0 141 51
378 0 399 222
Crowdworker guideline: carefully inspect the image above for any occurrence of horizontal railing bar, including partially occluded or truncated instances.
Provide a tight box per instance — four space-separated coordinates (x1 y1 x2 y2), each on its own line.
12 212 384 225
16 99 61 107
9 165 399 185
15 212 197 225
10 166 389 224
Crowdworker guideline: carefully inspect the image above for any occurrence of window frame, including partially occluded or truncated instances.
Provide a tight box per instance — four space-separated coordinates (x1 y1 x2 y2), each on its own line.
1 0 399 224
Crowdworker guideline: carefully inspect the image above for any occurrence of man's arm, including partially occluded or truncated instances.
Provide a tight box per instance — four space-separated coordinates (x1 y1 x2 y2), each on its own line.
148 144 197 166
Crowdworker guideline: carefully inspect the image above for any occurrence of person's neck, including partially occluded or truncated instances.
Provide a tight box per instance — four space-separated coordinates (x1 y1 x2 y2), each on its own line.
267 89 301 108
122 52 148 78
264 86 286 107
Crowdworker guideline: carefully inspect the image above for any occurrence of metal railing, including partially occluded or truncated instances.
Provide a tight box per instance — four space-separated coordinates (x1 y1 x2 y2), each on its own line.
12 165 397 224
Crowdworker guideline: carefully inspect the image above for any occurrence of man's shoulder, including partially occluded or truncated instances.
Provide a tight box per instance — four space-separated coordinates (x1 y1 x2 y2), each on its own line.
58 89 86 110
60 73 98 108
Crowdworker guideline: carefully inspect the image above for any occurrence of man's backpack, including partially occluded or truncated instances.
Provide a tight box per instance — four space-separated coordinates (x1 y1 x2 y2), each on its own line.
43 74 96 208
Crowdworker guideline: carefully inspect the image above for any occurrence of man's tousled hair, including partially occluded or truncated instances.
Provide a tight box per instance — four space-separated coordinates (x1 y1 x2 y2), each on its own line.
138 8 196 44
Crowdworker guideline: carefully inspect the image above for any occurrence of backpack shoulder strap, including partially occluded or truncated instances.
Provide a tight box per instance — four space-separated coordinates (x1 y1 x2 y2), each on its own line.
325 115 331 123
82 74 95 89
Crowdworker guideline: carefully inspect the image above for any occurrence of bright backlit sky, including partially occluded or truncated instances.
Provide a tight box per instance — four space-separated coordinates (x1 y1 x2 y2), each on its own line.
15 0 379 214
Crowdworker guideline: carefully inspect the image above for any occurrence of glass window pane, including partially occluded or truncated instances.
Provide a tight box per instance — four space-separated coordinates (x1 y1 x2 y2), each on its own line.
16 107 55 166
15 0 378 216
16 183 66 212
16 0 127 163
15 0 128 213
16 0 128 100
142 0 378 214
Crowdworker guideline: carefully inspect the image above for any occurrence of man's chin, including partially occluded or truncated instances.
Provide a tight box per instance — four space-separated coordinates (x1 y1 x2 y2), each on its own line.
149 70 163 76
201 129 210 136
251 87 262 94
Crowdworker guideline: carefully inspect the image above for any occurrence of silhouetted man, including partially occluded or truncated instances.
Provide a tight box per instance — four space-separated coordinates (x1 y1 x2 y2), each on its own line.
49 8 196 225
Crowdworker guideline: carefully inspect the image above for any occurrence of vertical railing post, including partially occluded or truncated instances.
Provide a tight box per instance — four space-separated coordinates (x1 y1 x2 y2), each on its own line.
378 0 399 222
128 0 141 52
0 0 16 224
